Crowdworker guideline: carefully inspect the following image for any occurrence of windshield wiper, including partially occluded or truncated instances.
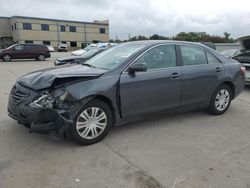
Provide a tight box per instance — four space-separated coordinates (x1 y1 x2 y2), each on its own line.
81 63 96 68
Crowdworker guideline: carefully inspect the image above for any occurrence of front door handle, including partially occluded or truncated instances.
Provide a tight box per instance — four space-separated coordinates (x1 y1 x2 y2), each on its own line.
171 72 180 79
216 67 222 72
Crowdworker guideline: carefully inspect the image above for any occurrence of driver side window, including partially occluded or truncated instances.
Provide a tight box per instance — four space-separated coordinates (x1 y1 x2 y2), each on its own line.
135 45 177 70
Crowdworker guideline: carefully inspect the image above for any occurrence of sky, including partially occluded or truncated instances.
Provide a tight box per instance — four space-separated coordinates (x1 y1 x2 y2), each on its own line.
1 0 250 40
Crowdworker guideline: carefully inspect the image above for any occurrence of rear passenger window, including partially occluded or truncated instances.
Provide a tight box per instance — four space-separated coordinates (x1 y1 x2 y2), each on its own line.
206 52 221 64
180 45 207 66
135 45 177 70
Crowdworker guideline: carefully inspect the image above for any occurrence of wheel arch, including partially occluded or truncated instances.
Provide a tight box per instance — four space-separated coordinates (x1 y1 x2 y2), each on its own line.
221 81 235 99
2 53 11 58
78 94 119 125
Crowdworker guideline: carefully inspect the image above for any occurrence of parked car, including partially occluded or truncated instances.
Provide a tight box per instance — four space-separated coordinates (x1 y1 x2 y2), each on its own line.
0 43 51 61
221 49 241 58
71 43 117 56
54 48 106 66
221 36 250 85
8 41 245 145
47 45 55 52
244 64 250 85
57 43 68 52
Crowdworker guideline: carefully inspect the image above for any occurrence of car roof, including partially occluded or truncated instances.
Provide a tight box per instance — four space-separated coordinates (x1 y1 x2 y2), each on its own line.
18 43 46 46
122 40 208 48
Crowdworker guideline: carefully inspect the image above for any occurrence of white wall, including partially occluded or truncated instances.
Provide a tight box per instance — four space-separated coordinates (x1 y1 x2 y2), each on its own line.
215 43 241 52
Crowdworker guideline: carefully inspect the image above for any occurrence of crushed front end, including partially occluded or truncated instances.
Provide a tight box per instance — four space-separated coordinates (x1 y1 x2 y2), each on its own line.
7 82 75 139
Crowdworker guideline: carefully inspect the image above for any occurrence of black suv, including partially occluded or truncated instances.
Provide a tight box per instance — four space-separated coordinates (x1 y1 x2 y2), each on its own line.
0 44 51 61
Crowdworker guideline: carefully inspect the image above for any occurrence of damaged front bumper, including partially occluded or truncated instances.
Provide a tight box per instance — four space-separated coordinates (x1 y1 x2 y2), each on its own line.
7 83 74 139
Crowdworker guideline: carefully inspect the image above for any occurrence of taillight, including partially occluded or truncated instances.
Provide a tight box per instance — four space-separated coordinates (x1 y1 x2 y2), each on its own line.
240 66 246 74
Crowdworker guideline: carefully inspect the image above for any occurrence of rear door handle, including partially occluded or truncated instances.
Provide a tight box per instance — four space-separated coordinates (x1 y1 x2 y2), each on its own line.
216 67 222 72
171 72 180 79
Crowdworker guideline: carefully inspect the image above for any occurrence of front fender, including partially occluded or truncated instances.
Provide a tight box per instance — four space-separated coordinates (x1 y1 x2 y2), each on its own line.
60 74 121 123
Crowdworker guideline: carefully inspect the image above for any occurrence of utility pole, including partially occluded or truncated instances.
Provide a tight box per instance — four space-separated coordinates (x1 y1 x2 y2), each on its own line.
57 21 60 46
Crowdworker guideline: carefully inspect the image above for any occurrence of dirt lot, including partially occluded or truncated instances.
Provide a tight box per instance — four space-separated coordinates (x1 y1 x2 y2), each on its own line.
0 53 250 188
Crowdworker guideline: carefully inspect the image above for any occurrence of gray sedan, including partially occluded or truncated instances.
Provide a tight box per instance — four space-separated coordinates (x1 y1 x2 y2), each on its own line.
8 41 245 145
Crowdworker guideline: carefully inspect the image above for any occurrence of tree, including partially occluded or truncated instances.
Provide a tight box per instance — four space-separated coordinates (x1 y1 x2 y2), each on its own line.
224 32 230 41
109 32 235 43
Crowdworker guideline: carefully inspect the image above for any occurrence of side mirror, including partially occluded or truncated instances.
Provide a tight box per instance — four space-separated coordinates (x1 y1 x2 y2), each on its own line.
128 63 147 74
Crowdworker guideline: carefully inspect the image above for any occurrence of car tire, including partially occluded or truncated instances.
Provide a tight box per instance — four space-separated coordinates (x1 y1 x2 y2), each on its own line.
71 99 113 145
37 54 45 61
208 84 232 115
3 54 11 62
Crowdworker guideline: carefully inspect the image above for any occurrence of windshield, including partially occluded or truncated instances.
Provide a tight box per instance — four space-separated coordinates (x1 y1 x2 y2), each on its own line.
6 44 17 49
84 44 97 51
84 44 145 70
81 49 100 58
221 49 240 57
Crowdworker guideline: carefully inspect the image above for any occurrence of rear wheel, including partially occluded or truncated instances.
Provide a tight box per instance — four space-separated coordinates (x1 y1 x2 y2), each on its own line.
3 54 11 62
37 54 45 61
71 99 112 145
208 84 232 115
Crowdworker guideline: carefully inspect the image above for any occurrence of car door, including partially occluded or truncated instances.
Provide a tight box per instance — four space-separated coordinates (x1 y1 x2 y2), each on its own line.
119 44 182 118
179 44 224 108
11 44 25 59
23 44 35 58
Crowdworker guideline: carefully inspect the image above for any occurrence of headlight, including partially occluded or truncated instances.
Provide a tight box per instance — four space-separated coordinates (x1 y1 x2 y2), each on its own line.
30 92 54 108
29 89 72 109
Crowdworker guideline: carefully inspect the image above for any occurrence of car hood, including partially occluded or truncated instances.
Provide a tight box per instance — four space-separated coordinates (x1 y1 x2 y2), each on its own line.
18 64 107 90
57 56 84 62
72 49 86 56
238 36 250 50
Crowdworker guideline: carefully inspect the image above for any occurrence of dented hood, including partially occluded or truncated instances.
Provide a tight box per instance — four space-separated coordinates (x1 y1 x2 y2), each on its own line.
18 64 107 90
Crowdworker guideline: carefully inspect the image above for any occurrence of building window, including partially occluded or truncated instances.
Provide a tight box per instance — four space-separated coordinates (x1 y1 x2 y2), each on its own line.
60 25 66 32
23 23 32 30
69 26 76 32
25 40 33 44
100 28 105 34
41 24 49 31
11 25 14 31
43 41 51 45
70 41 77 47
61 41 67 44
14 23 17 29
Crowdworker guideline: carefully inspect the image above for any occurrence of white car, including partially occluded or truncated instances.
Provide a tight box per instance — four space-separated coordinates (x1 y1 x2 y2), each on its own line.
71 43 117 56
57 43 68 52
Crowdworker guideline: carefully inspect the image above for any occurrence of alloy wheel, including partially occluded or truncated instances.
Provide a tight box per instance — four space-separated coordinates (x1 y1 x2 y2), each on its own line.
215 89 230 111
38 55 45 61
76 107 107 139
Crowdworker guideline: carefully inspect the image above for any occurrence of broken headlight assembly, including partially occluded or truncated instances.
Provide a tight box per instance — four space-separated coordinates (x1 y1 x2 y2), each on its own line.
30 92 55 108
29 89 70 109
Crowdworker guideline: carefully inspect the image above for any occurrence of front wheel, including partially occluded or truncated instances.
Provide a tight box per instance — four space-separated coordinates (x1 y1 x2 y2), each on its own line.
3 54 11 62
208 84 232 115
71 99 112 145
